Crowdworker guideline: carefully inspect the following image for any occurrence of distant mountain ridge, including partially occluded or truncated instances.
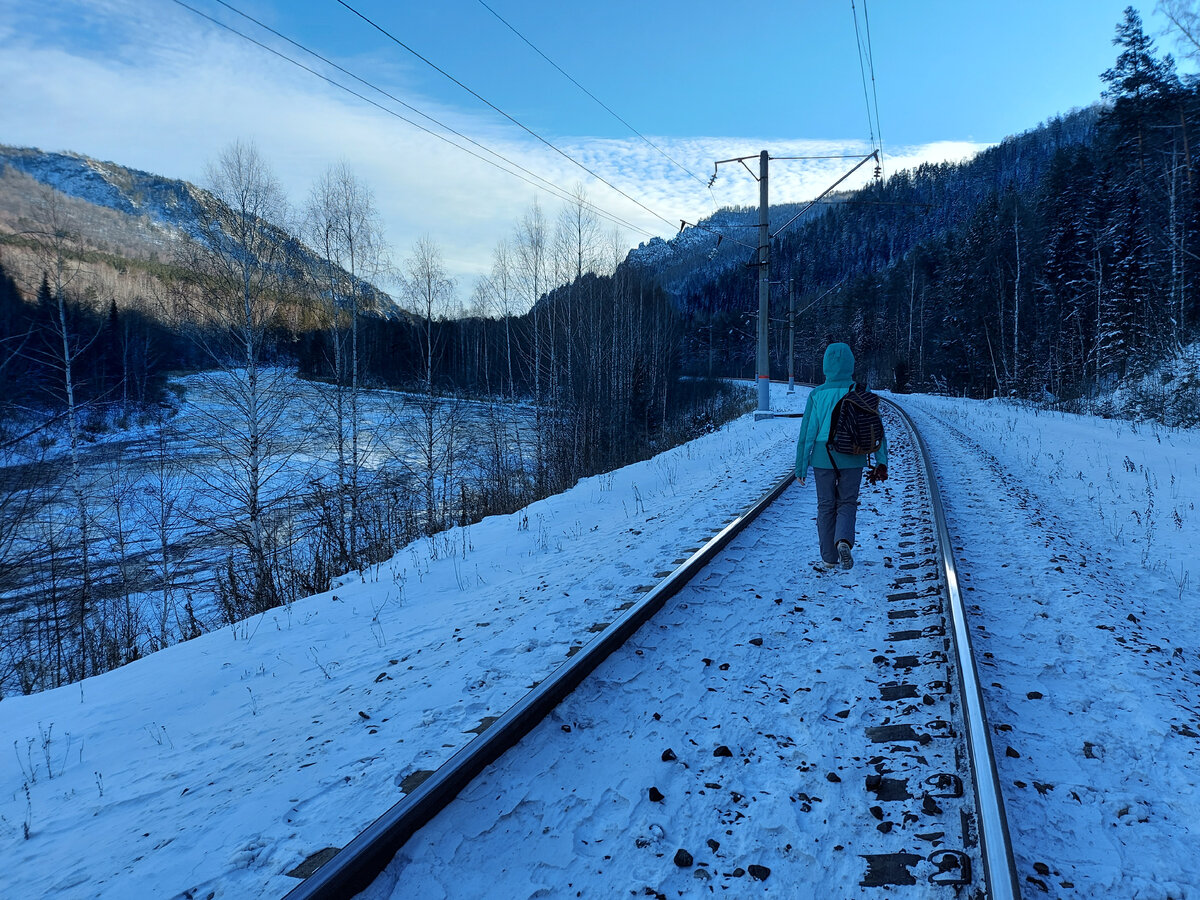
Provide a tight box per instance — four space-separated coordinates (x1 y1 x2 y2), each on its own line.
622 82 1200 409
0 144 205 239
0 143 400 317
625 107 1101 309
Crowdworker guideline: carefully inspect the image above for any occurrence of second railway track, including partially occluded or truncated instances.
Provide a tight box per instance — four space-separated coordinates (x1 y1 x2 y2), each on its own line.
285 400 1018 899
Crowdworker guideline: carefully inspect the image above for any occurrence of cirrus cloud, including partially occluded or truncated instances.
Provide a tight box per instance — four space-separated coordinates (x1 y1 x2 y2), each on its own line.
0 0 990 291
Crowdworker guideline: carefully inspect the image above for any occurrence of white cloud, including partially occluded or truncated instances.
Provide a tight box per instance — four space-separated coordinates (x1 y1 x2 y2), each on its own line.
1 0 990 292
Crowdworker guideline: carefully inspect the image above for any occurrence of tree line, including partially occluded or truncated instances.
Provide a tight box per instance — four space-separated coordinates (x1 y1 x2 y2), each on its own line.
678 7 1200 422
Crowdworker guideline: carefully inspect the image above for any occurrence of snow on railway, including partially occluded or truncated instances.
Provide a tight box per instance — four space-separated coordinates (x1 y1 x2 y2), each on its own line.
360 414 976 899
0 387 803 900
901 396 1200 898
2 384 1199 900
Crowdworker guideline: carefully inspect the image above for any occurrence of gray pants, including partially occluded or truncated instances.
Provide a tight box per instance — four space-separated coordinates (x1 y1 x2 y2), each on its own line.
813 466 864 564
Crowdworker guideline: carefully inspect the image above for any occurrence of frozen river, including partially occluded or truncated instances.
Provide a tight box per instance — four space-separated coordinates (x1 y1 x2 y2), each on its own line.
0 370 535 689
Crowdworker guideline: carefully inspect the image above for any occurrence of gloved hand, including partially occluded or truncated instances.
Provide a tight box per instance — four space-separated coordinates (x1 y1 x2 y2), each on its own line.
866 464 888 484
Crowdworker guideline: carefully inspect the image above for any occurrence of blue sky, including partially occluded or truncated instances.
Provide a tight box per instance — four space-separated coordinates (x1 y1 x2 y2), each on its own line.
0 0 1193 288
258 0 1177 144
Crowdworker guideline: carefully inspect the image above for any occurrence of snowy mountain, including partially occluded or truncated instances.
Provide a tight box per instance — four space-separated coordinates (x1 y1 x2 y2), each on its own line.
626 202 827 300
0 144 402 318
0 144 204 237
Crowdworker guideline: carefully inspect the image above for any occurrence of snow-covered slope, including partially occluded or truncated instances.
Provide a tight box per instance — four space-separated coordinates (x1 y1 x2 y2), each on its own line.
2 385 1199 899
0 144 206 239
0 144 401 317
625 203 831 301
1089 341 1200 427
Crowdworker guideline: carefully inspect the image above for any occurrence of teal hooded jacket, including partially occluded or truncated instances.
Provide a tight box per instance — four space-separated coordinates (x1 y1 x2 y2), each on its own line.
794 343 889 480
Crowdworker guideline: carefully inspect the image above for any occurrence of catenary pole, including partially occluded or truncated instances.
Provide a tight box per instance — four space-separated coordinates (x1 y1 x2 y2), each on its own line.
788 277 795 392
757 150 770 415
707 147 877 412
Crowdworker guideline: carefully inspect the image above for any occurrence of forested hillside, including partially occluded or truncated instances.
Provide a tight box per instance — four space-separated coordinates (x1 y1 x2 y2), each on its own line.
669 9 1199 418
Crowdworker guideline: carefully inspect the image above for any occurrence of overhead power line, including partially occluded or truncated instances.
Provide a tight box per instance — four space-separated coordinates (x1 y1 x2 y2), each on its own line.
474 0 710 192
771 150 879 239
851 1 875 154
335 0 679 231
851 0 885 178
863 1 884 178
169 0 654 238
769 155 874 161
697 150 883 251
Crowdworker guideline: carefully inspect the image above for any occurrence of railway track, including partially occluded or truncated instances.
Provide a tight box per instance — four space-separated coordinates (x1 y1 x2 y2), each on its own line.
282 400 1019 899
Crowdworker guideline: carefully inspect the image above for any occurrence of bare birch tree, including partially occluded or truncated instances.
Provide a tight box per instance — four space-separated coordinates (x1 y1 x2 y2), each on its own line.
95 445 143 670
177 140 297 617
23 188 97 677
1159 0 1200 63
555 185 601 476
136 416 190 649
304 162 387 570
488 239 519 400
514 202 548 487
559 183 602 283
401 236 455 532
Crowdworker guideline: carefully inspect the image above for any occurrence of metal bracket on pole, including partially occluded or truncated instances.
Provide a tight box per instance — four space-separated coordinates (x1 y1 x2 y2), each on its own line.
710 149 879 419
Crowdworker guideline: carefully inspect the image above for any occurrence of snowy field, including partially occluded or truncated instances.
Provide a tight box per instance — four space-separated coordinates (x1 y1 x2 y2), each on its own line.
1 384 1199 898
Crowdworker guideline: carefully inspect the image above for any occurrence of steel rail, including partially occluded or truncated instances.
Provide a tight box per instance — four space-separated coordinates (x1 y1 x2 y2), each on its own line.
285 398 1017 899
885 398 1021 900
283 471 796 900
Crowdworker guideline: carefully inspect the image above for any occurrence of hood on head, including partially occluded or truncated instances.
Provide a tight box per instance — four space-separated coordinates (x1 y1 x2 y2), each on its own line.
823 342 855 381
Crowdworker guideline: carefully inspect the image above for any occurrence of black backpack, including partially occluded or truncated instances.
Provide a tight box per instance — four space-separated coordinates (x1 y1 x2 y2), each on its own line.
826 383 884 467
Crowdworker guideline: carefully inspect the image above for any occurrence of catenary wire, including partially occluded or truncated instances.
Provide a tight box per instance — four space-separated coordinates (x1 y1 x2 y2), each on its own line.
335 0 680 232
850 1 878 159
770 150 878 239
863 0 885 178
206 0 601 214
473 0 712 194
703 151 885 250
168 0 655 239
769 154 875 161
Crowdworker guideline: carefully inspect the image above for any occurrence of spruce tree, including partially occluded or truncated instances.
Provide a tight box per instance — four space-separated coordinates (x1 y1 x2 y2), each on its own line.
1102 7 1179 103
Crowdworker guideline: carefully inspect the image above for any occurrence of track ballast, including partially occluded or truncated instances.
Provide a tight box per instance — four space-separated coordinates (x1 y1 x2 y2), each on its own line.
284 400 1017 899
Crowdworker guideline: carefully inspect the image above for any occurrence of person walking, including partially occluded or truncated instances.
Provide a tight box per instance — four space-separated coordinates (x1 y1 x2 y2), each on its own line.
795 342 888 570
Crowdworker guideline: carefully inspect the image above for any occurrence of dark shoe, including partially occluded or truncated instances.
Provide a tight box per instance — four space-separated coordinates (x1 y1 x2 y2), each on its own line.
836 540 854 570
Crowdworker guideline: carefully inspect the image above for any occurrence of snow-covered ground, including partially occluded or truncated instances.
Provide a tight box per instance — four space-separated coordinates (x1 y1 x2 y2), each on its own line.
900 394 1200 898
361 405 979 898
2 384 1199 899
1 369 535 639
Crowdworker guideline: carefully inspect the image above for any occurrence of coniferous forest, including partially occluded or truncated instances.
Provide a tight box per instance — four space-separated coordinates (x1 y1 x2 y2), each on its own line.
674 8 1199 421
